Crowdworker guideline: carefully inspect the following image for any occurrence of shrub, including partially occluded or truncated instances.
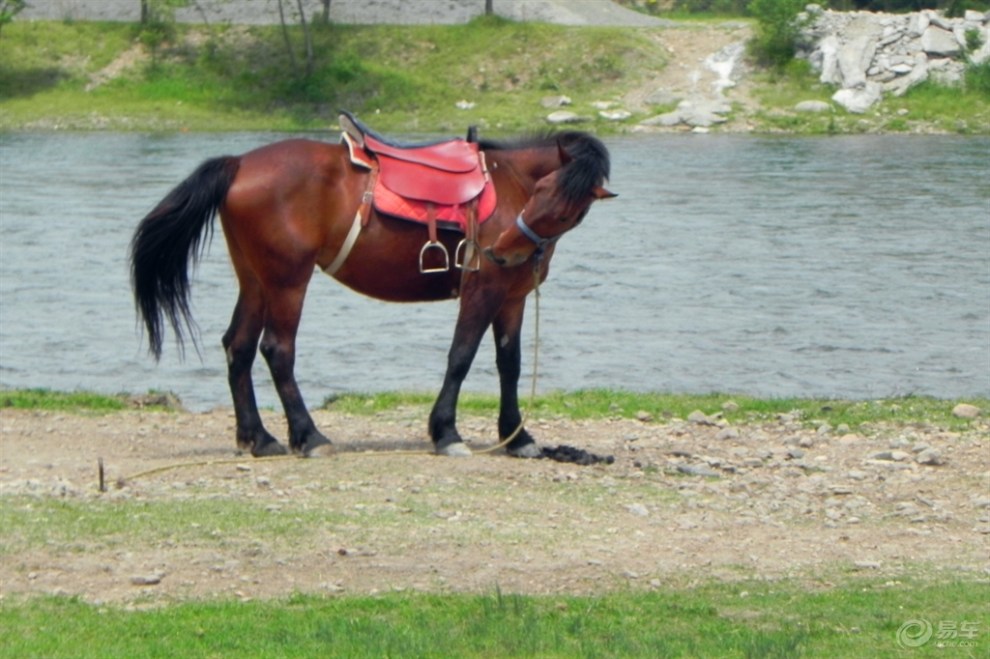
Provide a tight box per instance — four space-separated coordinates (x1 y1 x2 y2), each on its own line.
747 0 811 69
965 60 990 96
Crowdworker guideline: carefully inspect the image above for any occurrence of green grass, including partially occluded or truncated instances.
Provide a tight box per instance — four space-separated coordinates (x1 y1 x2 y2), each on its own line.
0 388 128 411
3 17 986 134
2 387 984 431
0 388 182 412
324 390 987 432
0 17 666 133
1 580 986 657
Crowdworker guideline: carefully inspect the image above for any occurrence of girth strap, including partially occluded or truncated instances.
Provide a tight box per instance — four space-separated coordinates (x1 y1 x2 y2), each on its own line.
323 165 378 277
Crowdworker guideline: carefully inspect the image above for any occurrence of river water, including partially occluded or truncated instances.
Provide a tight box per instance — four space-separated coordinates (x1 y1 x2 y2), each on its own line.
1 132 987 410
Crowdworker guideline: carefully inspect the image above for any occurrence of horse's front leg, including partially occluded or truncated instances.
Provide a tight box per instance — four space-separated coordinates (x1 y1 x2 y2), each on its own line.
429 295 496 456
493 297 541 458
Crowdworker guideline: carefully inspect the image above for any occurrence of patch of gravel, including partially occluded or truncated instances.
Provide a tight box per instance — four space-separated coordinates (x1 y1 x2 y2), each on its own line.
1 407 987 603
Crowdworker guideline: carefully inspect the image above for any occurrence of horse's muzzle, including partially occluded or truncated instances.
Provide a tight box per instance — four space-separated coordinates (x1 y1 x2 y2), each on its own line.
483 245 531 268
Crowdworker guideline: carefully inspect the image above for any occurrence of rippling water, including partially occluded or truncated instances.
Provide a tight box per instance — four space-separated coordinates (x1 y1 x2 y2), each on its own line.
1 132 987 410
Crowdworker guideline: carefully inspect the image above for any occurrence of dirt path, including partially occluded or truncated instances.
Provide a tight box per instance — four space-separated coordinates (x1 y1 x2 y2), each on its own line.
1 407 987 604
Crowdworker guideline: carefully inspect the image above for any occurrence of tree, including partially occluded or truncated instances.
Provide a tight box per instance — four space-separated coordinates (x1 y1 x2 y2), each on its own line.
486 0 494 14
277 0 315 78
137 0 190 62
0 0 26 39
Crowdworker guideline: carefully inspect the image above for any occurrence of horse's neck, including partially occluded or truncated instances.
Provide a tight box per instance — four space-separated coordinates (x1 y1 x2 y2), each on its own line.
488 147 561 196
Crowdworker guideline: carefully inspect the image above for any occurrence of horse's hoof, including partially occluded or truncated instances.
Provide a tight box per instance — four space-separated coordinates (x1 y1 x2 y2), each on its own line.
508 442 542 459
437 442 473 457
253 441 288 458
301 440 336 459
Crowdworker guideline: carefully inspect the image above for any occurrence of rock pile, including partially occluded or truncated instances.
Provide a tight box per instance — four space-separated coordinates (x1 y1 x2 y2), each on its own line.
798 5 990 113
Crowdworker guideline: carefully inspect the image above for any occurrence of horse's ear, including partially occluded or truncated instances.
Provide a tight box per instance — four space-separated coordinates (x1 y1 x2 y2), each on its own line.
592 185 617 200
557 140 572 166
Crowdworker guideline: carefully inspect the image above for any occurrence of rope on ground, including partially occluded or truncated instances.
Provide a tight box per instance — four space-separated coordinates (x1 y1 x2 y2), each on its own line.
107 265 545 489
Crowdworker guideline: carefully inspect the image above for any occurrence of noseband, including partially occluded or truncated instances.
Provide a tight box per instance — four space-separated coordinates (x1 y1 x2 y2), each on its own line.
515 213 557 263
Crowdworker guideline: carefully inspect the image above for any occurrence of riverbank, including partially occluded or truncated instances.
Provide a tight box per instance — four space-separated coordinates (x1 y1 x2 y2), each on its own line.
1 14 987 134
1 396 988 603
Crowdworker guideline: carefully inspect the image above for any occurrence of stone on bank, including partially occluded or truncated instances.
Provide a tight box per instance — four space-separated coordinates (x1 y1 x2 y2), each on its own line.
798 5 990 113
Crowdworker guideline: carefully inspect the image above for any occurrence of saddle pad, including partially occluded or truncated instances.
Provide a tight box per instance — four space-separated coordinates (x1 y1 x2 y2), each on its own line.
373 176 497 232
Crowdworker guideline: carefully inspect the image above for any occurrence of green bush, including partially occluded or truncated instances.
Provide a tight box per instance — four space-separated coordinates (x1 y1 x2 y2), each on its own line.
965 60 990 96
747 0 810 69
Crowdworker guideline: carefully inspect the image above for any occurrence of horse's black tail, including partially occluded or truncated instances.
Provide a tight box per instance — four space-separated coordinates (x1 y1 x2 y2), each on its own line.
130 156 240 360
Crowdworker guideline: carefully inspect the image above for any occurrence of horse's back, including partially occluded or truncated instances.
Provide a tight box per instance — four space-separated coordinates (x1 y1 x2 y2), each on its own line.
221 139 360 281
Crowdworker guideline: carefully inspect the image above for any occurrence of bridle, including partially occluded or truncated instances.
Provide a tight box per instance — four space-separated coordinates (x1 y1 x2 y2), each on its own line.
514 212 558 264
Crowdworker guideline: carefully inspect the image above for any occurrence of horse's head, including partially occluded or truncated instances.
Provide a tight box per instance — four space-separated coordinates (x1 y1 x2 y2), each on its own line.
484 134 616 268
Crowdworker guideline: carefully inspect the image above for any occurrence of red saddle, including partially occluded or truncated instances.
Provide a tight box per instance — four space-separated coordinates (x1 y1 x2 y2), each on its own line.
340 112 496 232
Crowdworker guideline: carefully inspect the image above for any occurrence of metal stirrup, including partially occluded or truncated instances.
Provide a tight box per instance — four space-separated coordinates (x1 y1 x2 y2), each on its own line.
419 241 450 274
454 238 480 272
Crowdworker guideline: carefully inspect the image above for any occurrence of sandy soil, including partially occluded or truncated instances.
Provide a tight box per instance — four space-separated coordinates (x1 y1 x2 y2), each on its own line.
1 405 987 604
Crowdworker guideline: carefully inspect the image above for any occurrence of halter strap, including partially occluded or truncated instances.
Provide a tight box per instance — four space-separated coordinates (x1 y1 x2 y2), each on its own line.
515 213 556 262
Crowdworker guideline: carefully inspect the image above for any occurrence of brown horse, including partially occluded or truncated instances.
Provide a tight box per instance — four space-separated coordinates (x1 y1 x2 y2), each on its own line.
130 119 614 458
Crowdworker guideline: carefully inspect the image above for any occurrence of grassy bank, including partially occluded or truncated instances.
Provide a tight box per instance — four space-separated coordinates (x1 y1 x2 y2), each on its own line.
2 388 986 432
0 17 667 134
1 18 987 134
2 580 987 657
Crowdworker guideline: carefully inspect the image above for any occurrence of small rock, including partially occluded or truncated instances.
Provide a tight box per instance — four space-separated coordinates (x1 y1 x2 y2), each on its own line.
131 573 163 586
546 110 588 125
687 410 714 425
715 427 739 441
455 100 475 110
540 95 572 108
794 100 832 113
832 82 882 113
626 503 649 517
644 89 680 106
916 448 944 466
952 403 981 419
599 109 632 121
853 560 882 570
676 464 720 478
721 400 739 413
639 111 683 128
870 450 910 462
635 410 654 423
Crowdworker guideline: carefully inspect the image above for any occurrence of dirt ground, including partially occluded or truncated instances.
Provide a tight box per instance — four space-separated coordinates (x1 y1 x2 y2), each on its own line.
1 405 987 605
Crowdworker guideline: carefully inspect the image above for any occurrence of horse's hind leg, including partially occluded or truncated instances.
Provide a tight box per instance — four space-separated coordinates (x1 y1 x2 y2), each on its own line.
222 289 287 457
258 282 334 458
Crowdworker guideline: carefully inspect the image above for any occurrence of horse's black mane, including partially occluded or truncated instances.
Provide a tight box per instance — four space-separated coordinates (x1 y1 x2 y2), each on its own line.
479 131 610 204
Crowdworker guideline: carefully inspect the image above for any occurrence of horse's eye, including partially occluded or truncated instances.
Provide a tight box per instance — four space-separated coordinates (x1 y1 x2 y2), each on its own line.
569 208 589 225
